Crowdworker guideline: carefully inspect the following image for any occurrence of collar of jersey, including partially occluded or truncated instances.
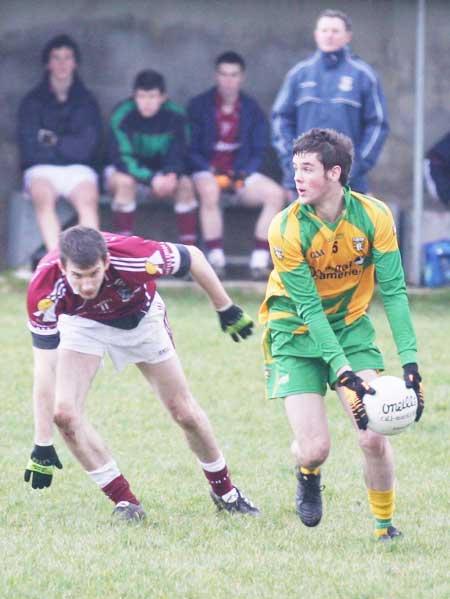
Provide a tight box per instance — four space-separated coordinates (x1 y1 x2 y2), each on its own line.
298 185 351 230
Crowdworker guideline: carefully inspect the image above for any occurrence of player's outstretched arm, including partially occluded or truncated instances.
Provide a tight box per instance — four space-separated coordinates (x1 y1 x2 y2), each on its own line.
185 245 254 342
24 347 63 489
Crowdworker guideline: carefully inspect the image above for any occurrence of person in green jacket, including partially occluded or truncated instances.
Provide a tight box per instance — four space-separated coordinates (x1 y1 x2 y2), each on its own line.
106 70 197 243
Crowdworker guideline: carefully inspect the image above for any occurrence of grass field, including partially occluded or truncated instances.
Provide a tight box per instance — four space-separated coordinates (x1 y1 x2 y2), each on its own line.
1 276 449 599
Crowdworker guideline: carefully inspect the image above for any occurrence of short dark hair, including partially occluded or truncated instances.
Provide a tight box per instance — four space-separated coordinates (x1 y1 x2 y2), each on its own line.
41 34 81 65
292 128 354 185
215 51 246 70
317 9 352 32
59 226 108 268
133 69 166 93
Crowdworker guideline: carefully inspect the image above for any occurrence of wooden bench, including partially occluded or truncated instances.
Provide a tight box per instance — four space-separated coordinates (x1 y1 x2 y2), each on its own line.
6 191 259 277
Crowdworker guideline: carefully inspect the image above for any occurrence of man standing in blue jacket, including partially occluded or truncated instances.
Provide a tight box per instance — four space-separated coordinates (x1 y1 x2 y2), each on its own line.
272 9 389 195
187 52 284 279
17 35 101 252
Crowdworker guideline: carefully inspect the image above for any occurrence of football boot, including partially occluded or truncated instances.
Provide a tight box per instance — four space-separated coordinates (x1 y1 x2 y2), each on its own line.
111 501 146 523
210 487 260 516
295 467 323 527
377 526 403 541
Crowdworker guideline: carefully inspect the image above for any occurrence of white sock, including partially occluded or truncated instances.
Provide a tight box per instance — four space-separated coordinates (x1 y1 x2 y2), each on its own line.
86 460 120 488
174 200 198 214
112 200 136 213
197 453 226 472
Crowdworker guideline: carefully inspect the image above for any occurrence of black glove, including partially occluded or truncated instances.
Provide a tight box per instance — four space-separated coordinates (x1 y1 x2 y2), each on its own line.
218 304 254 342
337 370 375 430
403 363 424 422
24 444 63 489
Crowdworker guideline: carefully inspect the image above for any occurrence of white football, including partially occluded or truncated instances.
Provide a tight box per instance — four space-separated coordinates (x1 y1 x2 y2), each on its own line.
363 375 417 436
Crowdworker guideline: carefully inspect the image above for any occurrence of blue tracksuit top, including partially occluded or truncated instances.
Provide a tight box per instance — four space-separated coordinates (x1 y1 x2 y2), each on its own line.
187 87 270 177
272 47 389 192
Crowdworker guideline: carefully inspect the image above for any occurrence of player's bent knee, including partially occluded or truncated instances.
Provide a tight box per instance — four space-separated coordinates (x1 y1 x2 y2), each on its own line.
54 408 81 435
358 429 387 457
174 408 201 431
299 439 330 468
169 397 203 431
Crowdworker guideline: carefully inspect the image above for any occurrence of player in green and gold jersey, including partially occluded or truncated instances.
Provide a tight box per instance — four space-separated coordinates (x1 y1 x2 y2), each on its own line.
259 128 424 539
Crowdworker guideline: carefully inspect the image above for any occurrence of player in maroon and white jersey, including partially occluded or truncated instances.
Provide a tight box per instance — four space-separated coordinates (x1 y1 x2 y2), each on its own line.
24 226 259 521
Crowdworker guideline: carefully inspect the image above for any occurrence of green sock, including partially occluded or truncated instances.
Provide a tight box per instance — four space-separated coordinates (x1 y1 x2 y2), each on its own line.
375 518 392 537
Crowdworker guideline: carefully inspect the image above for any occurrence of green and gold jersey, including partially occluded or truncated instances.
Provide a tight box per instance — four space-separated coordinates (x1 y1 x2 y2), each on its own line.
259 187 417 373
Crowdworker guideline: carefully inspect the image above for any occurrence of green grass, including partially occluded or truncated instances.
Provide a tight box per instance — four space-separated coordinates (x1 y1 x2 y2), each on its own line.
1 276 449 599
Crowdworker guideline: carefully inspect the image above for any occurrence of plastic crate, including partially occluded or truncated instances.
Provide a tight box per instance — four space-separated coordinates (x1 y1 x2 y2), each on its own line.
423 239 450 287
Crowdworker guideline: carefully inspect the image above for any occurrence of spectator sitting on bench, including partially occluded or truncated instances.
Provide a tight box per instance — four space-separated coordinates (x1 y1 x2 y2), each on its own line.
105 70 197 243
186 51 284 279
17 34 101 252
424 130 450 208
